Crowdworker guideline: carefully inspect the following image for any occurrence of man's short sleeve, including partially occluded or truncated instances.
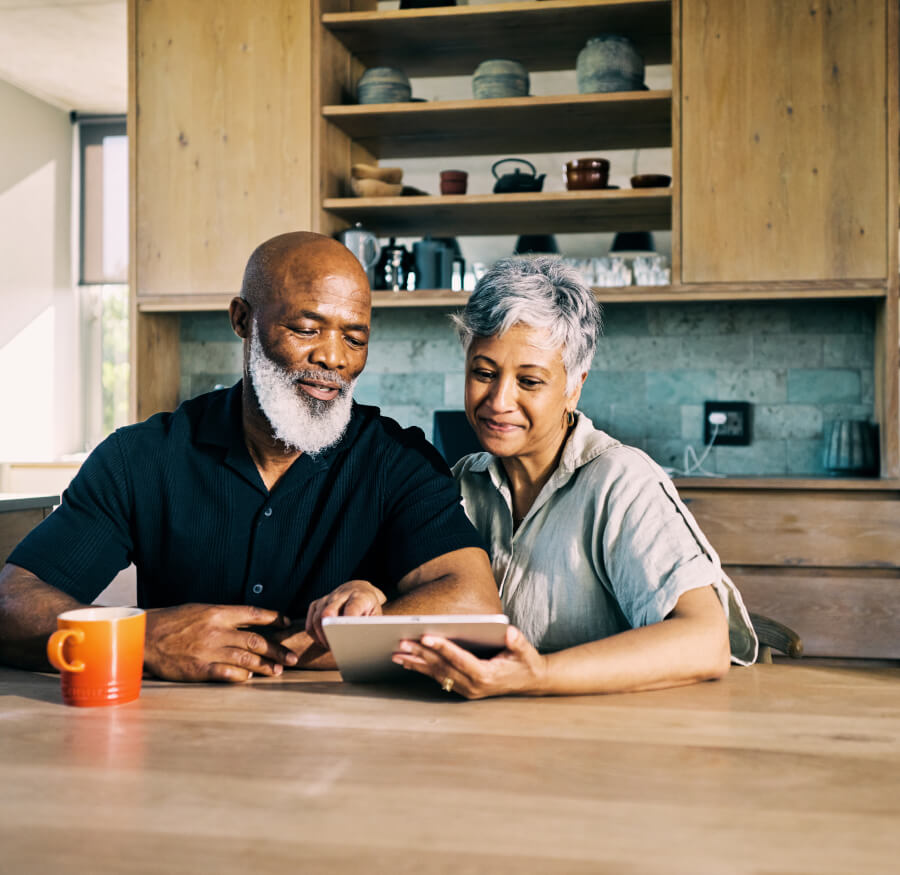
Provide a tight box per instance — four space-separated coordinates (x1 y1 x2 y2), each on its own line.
377 428 486 584
8 432 134 603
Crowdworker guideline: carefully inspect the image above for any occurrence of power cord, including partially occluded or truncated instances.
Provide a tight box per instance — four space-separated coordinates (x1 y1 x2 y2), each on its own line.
664 412 727 478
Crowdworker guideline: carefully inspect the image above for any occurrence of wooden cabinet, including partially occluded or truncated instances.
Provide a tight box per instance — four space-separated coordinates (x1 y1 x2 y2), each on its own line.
680 0 890 284
677 479 900 658
131 0 314 298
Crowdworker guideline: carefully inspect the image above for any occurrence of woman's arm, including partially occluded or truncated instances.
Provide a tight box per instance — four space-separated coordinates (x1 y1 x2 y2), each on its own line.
392 584 730 699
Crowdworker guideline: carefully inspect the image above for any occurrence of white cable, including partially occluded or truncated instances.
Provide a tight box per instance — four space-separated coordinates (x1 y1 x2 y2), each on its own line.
677 421 725 478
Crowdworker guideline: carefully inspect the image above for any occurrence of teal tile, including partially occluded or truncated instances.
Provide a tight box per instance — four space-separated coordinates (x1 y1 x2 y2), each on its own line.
754 404 822 440
788 369 860 404
753 335 823 367
601 304 650 337
713 440 788 476
353 373 381 406
823 334 874 367
786 300 873 334
646 370 716 405
381 373 444 406
180 311 236 342
581 371 646 405
715 369 787 403
786 439 827 476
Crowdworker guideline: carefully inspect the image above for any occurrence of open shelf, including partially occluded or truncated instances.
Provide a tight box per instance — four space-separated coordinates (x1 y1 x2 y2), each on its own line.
322 0 672 77
134 283 885 314
323 188 671 236
322 91 672 159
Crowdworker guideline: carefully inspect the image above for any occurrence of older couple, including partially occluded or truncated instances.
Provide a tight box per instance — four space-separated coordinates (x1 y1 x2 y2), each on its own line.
0 232 756 696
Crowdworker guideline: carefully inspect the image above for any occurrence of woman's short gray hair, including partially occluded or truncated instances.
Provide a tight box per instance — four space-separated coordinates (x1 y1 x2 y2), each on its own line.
452 256 603 393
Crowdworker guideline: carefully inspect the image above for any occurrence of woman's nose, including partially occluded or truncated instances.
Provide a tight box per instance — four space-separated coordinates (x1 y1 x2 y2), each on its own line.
486 377 516 410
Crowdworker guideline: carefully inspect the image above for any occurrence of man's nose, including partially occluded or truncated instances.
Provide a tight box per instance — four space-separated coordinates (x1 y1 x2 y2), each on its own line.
310 331 345 371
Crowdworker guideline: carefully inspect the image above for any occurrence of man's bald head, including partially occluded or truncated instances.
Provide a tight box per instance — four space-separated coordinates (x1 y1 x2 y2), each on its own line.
240 231 370 309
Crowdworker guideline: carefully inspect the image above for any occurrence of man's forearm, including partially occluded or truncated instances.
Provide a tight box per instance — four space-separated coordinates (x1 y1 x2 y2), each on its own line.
390 548 502 615
0 564 84 671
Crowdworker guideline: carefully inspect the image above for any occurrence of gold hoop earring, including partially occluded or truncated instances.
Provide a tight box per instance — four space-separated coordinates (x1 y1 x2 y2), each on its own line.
566 410 575 427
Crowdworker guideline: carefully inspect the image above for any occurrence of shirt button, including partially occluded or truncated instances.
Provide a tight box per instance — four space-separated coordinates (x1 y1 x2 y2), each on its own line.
263 507 273 518
252 583 264 594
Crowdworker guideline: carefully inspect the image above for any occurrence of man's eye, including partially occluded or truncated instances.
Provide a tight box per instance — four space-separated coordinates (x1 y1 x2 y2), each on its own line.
292 327 317 337
346 336 367 348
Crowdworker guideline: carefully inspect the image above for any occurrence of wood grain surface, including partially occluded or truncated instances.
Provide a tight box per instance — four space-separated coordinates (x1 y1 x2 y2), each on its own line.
681 0 888 282
2 663 898 874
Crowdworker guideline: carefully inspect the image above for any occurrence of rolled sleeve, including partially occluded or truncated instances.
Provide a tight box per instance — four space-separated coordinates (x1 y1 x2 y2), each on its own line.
601 456 722 629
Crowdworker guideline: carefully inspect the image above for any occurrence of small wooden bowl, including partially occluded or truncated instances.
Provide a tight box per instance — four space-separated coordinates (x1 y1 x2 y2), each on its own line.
350 178 404 197
565 158 610 190
630 173 671 188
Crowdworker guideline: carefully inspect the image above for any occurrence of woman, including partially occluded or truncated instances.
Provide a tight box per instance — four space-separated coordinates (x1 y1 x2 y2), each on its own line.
391 256 758 697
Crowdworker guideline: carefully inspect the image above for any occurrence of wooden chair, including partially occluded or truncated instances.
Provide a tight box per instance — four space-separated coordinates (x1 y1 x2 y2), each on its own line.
750 612 803 663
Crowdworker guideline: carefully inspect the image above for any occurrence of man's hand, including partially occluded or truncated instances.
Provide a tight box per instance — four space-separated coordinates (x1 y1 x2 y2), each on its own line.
144 603 299 682
305 580 386 648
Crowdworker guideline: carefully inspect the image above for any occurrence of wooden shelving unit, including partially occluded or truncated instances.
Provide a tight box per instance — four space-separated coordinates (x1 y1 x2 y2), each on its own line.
322 188 671 236
321 0 672 76
322 91 672 158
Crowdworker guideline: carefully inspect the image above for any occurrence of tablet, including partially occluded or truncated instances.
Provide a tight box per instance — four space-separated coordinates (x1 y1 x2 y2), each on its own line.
322 614 510 683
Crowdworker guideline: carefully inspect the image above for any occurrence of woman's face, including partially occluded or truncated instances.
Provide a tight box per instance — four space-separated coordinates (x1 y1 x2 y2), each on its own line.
465 323 583 461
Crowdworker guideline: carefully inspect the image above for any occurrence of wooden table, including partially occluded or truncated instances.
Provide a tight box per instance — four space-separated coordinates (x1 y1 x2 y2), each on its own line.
2 662 898 874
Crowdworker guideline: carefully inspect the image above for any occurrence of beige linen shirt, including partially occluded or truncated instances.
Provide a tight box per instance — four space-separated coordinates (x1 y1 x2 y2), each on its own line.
453 413 758 665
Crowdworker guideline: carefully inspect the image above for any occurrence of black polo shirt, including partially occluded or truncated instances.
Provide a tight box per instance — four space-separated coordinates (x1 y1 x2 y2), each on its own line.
9 382 486 616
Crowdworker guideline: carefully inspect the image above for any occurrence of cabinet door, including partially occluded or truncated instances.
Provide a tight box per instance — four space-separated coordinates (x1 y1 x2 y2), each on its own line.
134 0 313 296
680 0 887 283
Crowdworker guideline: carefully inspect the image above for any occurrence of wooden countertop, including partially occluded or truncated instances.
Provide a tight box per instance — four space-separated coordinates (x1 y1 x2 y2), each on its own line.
2 662 898 873
0 493 60 512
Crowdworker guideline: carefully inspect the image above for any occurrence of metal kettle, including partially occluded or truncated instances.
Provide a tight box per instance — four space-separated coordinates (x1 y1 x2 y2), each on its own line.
492 158 546 193
337 222 380 285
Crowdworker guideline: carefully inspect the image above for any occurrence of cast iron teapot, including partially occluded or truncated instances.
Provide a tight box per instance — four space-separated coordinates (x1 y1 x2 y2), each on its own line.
492 158 546 193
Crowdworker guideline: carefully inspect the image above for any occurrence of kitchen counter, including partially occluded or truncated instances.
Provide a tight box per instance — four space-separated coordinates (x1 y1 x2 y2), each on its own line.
0 492 58 564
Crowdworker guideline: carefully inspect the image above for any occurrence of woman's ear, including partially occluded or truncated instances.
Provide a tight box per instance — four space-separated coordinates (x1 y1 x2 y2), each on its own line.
568 370 588 409
229 297 252 339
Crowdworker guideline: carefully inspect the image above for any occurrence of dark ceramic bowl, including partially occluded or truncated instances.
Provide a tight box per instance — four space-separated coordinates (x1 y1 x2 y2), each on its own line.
565 158 610 190
630 173 671 188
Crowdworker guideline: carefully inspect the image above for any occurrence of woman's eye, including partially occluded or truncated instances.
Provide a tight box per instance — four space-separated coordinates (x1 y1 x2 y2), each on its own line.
519 378 543 388
471 369 494 380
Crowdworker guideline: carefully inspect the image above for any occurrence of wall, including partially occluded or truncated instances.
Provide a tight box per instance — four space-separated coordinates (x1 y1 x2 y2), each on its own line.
0 78 79 461
179 297 875 477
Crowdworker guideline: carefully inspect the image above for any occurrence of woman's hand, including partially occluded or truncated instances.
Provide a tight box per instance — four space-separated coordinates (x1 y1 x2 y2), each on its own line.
305 579 387 648
392 625 549 699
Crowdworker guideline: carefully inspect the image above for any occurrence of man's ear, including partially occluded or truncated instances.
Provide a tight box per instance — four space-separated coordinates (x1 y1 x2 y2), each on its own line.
230 297 252 339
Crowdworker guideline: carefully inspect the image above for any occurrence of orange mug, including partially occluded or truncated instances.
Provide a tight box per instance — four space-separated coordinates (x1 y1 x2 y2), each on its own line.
47 607 146 707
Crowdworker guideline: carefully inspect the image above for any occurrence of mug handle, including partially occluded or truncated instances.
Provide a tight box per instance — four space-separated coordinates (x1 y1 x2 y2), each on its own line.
47 629 86 672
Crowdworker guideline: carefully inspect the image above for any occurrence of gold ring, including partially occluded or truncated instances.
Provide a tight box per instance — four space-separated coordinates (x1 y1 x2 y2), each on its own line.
441 676 454 693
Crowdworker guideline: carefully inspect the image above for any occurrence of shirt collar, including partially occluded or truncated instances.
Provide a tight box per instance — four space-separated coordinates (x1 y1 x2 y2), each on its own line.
465 412 620 489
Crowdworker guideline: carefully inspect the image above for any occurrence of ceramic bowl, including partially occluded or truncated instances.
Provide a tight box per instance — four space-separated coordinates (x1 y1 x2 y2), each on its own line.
630 173 672 188
565 158 610 190
357 67 412 104
576 34 645 94
472 59 529 99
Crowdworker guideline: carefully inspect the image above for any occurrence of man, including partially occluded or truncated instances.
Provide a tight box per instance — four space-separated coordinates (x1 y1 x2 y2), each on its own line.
0 232 501 681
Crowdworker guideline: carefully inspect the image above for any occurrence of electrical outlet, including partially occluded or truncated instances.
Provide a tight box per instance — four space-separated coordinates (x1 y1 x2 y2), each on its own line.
704 401 751 446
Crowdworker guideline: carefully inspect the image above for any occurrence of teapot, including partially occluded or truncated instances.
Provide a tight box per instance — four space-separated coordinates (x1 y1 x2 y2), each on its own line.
337 222 379 286
492 158 546 194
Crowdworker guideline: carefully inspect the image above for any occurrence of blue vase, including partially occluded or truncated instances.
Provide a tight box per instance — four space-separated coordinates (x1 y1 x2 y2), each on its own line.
472 59 529 99
576 35 645 94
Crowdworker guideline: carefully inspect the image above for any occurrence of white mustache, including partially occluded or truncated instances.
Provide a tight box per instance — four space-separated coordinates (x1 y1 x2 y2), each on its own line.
289 369 353 393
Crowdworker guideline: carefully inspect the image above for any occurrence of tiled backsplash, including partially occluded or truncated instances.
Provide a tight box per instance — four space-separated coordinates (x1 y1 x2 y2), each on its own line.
180 299 876 476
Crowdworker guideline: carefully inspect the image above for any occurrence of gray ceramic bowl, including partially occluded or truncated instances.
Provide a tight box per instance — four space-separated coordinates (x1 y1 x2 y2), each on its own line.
473 59 529 99
576 35 645 94
357 67 412 104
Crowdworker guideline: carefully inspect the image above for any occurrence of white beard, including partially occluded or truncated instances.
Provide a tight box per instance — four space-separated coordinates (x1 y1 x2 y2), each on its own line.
248 320 355 456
